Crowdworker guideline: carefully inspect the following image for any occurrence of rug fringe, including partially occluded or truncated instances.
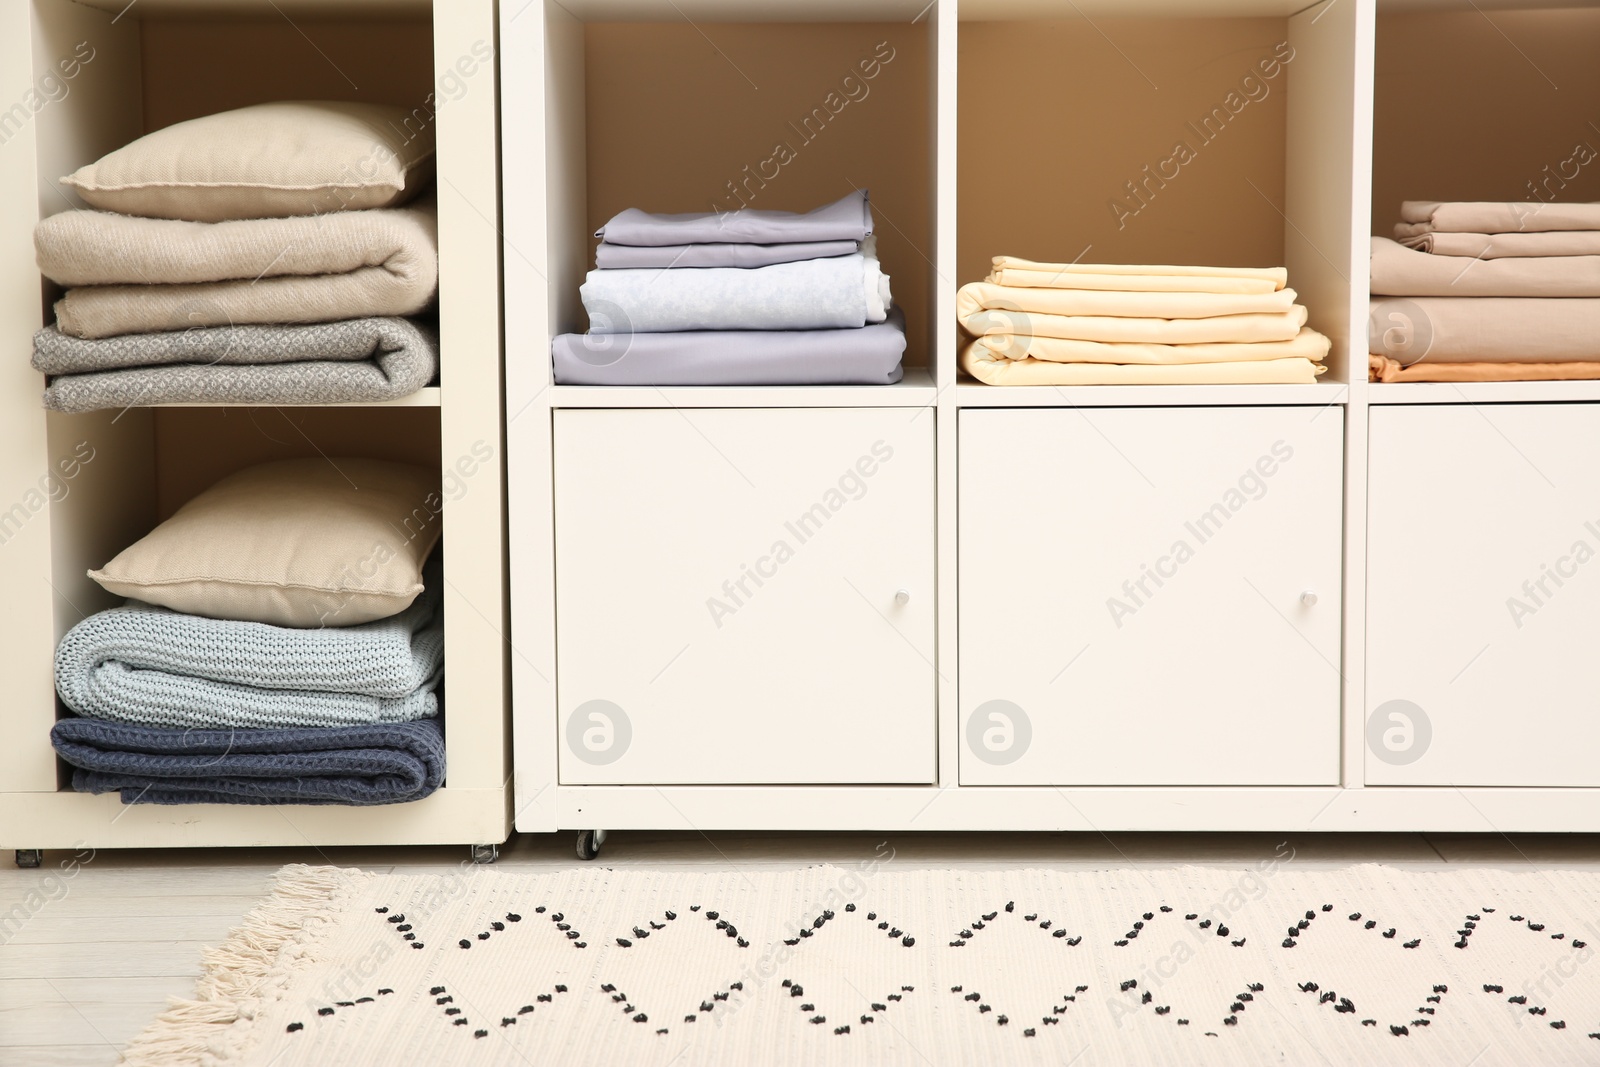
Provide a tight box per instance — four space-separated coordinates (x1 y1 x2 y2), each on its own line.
119 863 367 1067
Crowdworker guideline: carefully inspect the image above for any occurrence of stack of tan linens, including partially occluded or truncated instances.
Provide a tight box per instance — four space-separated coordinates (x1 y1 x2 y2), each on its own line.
1372 202 1600 382
960 257 1329 386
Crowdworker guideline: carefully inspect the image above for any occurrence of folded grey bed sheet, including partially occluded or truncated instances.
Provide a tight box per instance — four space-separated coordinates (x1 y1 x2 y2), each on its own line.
553 307 907 386
595 190 873 247
33 317 438 412
51 717 445 806
581 253 890 333
595 238 859 270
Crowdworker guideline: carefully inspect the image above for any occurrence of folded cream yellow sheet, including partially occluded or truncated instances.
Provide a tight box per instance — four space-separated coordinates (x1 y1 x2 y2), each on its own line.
1368 353 1600 383
957 281 1298 321
987 256 1287 294
962 327 1330 367
961 301 1308 346
964 341 1325 385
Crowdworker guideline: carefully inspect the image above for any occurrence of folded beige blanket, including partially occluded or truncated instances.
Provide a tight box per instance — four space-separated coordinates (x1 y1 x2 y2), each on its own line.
987 256 1287 294
964 340 1325 385
1370 236 1600 297
36 202 438 339
963 327 1330 368
1369 352 1600 384
1396 230 1600 259
1398 200 1600 234
1370 296 1600 363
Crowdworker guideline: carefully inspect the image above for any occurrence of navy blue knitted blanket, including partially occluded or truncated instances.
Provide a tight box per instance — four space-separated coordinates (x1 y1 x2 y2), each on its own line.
50 717 445 805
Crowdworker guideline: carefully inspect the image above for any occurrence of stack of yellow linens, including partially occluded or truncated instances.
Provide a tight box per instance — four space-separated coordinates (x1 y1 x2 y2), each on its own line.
959 257 1330 386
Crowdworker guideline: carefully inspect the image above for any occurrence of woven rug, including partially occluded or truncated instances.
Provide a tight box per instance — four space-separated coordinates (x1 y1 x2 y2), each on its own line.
124 860 1600 1066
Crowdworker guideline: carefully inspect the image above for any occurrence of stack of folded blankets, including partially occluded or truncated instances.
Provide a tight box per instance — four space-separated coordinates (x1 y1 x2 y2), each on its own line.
959 258 1330 386
552 190 906 386
1370 201 1600 382
32 101 440 412
49 458 447 806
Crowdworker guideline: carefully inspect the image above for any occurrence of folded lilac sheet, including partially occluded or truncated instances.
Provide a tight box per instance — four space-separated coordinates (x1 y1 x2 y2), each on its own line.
595 190 873 248
594 238 859 270
553 308 906 386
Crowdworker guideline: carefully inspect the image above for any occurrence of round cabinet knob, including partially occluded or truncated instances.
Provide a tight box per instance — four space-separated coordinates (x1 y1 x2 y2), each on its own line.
894 589 911 606
1301 591 1319 607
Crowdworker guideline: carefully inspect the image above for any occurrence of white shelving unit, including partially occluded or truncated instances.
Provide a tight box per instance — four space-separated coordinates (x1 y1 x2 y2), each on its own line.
0 0 511 855
507 0 1600 846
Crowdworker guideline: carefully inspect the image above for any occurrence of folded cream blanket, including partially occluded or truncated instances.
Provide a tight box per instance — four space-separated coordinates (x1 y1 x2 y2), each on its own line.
36 202 438 339
1370 296 1600 363
1396 230 1600 259
987 256 1287 294
1370 236 1600 297
1397 200 1600 234
33 317 437 413
1368 352 1600 384
963 340 1325 385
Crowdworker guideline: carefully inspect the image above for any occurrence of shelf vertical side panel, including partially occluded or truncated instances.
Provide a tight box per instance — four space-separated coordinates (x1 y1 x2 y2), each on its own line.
436 0 511 804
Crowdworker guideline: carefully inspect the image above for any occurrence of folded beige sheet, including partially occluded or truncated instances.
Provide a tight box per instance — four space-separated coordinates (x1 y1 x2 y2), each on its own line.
957 281 1298 322
964 340 1325 385
1369 296 1600 363
1398 201 1600 234
36 202 438 339
1368 352 1600 383
964 327 1330 367
987 256 1287 294
1396 230 1600 259
1370 236 1600 297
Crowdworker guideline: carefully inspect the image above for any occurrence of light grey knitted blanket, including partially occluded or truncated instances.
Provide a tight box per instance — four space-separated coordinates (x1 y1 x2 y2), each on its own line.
54 572 443 730
32 317 437 412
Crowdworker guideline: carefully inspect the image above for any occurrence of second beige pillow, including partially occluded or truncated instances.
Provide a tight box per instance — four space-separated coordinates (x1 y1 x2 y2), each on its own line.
89 457 442 628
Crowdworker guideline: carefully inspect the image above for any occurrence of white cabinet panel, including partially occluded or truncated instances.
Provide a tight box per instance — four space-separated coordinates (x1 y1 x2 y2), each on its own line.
959 407 1343 786
555 408 935 785
1367 404 1600 786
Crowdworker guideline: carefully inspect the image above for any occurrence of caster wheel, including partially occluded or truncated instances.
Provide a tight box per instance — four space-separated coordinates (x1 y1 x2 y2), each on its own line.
576 830 607 861
15 850 42 869
470 843 500 865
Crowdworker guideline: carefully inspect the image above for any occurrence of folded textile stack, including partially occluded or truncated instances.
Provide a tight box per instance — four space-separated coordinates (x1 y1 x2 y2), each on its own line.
32 102 440 411
959 258 1330 386
50 458 448 806
553 190 906 386
1371 201 1600 383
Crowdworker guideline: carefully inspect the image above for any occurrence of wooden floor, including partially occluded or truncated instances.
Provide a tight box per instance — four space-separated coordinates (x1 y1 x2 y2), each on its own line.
4 830 1600 1065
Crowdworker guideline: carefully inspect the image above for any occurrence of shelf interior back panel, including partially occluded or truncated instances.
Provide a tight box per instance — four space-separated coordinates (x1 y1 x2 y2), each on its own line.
583 22 933 369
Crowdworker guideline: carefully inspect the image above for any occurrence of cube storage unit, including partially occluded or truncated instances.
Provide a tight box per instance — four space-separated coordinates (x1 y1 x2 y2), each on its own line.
508 0 1600 851
0 0 511 857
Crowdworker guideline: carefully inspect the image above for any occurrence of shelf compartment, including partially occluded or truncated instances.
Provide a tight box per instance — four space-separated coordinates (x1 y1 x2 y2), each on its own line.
955 0 1365 392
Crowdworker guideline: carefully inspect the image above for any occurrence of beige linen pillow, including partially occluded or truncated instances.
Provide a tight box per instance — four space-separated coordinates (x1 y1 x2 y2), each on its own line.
62 101 436 223
90 457 442 628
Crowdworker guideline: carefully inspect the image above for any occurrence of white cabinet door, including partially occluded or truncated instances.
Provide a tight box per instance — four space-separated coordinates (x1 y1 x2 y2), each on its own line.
959 407 1343 786
555 408 935 785
1367 404 1600 786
